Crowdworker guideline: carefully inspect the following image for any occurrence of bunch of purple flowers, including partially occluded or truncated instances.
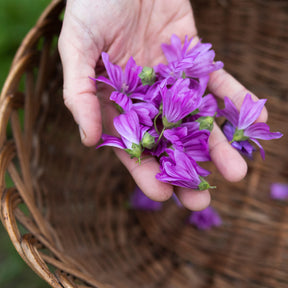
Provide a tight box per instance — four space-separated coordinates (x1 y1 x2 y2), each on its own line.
93 34 282 191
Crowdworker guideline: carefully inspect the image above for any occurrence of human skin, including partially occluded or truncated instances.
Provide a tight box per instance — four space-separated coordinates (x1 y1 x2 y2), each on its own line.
58 0 267 211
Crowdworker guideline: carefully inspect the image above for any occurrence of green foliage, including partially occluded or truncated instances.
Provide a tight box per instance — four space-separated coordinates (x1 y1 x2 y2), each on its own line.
0 224 50 288
0 1 52 287
0 0 51 87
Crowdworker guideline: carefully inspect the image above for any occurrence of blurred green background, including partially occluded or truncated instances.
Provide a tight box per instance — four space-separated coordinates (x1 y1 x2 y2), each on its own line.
0 0 51 287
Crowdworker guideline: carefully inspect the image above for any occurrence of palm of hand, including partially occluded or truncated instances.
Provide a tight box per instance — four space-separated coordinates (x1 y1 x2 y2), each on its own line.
62 0 196 67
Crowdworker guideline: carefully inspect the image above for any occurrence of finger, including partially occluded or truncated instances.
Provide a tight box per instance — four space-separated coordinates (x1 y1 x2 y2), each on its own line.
58 17 102 146
209 123 248 182
175 188 211 211
208 69 268 123
114 149 174 202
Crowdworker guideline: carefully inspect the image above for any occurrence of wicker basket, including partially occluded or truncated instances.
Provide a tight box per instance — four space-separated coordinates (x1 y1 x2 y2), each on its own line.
0 0 287 287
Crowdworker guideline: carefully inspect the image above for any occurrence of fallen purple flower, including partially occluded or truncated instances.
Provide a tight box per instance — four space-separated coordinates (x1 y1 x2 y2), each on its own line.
189 206 222 230
270 183 288 200
130 186 163 211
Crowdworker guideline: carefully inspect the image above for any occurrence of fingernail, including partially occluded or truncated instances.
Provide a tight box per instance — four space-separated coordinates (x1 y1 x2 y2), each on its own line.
79 126 86 142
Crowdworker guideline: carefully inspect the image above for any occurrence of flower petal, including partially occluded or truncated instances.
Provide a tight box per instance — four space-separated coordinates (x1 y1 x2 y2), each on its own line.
197 93 218 117
114 110 141 146
124 56 142 93
238 94 266 129
218 97 239 127
249 138 265 160
110 91 132 111
132 102 158 126
96 134 126 149
222 120 235 142
244 122 283 140
100 52 123 91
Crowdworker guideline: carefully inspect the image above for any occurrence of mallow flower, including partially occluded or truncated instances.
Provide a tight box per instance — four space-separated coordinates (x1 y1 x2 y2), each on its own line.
218 93 283 159
188 206 222 230
156 149 212 190
161 78 202 128
97 110 149 162
155 34 224 82
95 52 142 95
270 183 288 200
163 122 211 162
130 186 163 211
110 92 158 127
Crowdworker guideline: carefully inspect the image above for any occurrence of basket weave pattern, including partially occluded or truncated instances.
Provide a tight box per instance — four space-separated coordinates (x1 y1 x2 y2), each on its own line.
0 0 288 287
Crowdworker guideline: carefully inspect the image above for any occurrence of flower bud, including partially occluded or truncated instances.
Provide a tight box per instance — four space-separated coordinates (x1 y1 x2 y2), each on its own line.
138 67 156 86
125 143 143 162
196 116 214 131
141 132 155 149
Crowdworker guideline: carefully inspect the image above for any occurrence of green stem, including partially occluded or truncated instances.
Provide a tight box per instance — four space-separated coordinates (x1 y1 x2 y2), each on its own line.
156 128 165 146
153 110 162 134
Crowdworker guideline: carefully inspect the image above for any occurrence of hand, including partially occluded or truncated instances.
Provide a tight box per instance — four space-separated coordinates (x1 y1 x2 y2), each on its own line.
58 0 267 211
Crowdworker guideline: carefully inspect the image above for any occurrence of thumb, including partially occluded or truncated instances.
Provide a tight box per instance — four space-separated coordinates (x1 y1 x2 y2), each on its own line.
58 22 102 146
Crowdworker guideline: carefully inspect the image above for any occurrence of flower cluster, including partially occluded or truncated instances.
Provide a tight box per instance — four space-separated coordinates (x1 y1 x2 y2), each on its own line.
93 34 282 191
94 35 223 190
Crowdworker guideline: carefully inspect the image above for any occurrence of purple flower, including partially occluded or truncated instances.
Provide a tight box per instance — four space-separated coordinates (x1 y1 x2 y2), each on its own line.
95 52 142 94
180 39 224 78
156 149 211 190
194 93 218 119
110 91 133 112
110 92 158 127
218 94 283 159
164 122 211 162
97 110 148 161
132 102 159 127
161 78 202 127
270 183 288 200
161 34 193 63
189 206 222 230
155 35 223 81
222 121 256 159
130 186 163 211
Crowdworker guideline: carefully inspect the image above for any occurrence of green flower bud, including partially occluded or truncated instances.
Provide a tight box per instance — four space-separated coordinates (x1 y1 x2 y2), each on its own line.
141 132 155 149
196 116 214 131
125 143 143 162
232 128 249 142
138 67 156 86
